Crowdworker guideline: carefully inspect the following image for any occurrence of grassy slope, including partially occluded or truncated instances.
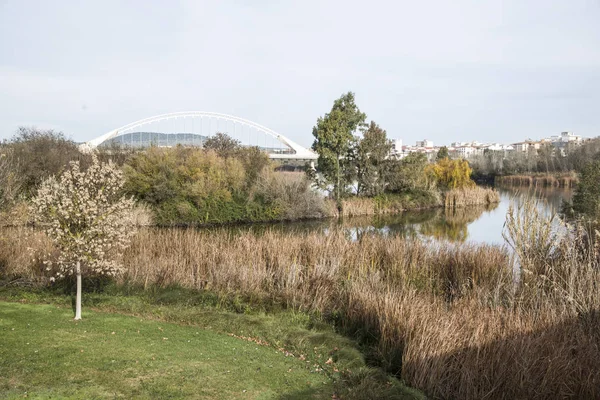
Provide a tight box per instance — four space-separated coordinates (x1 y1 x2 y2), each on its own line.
0 287 424 400
0 302 331 399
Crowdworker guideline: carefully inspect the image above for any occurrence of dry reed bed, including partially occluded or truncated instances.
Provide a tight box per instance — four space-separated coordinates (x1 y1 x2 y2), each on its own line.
122 229 509 302
496 174 578 188
0 227 52 281
321 197 378 218
330 187 499 218
118 228 600 399
325 196 411 218
443 186 500 208
2 217 599 399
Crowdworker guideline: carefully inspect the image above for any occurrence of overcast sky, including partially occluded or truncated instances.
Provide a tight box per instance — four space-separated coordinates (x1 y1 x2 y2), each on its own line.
1 0 599 147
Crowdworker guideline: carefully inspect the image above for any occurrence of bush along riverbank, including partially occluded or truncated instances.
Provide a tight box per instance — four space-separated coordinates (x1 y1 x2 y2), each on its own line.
121 145 499 225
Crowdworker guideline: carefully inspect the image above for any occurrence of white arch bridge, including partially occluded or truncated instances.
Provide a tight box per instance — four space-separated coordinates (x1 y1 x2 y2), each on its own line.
83 112 317 161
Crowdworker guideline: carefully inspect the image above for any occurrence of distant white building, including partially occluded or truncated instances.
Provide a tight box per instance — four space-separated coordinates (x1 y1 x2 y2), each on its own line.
548 132 582 144
416 139 433 148
559 131 582 143
545 132 583 156
483 143 504 152
483 143 514 155
451 141 482 149
513 141 542 153
388 139 405 159
454 146 476 158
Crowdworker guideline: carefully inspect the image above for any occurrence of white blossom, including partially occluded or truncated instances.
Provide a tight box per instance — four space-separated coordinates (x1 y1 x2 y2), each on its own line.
30 155 138 278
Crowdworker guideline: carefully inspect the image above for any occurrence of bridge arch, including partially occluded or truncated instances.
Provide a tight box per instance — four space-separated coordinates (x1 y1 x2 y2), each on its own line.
84 111 317 160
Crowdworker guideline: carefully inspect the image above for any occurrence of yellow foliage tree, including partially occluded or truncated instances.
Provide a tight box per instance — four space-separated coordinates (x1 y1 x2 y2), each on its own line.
425 158 475 190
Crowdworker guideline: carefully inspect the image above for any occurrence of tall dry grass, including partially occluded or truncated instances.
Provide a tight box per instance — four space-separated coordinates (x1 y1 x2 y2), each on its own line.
443 186 500 208
328 190 443 218
0 226 52 282
496 174 578 188
121 229 509 303
333 197 381 217
0 203 153 228
2 198 599 398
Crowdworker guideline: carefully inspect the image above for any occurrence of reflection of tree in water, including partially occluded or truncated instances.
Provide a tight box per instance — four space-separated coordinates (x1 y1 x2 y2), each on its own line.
330 203 499 243
334 210 440 241
217 201 501 243
419 203 498 242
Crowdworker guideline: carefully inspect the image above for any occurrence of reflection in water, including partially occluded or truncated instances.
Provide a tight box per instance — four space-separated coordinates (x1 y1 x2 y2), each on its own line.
421 204 498 242
335 203 498 243
496 186 572 214
218 187 573 246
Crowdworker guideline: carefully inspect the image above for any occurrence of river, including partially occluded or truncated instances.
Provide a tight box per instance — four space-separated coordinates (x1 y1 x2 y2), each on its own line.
215 187 573 246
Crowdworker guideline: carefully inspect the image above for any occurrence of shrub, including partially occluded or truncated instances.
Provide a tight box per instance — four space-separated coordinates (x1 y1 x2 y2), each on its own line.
426 158 475 190
202 132 241 158
386 153 432 192
123 146 315 225
233 146 272 188
3 127 89 197
571 159 600 219
254 171 328 220
0 149 22 211
95 142 139 167
202 133 271 187
124 146 252 225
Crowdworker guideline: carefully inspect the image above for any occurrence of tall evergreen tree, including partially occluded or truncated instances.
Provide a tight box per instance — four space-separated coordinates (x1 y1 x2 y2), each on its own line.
310 92 366 210
436 146 449 161
355 121 392 196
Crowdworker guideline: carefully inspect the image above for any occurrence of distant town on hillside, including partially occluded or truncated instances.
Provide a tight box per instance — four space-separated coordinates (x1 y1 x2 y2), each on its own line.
391 131 591 161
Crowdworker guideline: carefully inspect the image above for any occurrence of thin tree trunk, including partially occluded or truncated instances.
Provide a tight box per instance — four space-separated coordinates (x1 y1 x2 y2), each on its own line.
75 261 82 320
336 156 343 213
336 157 340 201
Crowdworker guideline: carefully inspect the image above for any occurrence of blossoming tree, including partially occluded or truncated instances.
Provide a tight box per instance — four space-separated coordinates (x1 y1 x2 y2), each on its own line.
31 155 137 320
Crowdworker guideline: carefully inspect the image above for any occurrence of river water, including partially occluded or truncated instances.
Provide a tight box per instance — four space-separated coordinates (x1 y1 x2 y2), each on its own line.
217 187 573 246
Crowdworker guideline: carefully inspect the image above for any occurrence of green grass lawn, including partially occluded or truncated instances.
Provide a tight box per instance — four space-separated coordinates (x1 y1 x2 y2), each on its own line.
0 302 332 399
0 287 424 400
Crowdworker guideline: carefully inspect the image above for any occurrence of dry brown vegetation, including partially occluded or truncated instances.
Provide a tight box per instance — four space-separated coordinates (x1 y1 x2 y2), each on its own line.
2 195 599 399
496 173 578 188
443 186 500 208
0 227 52 283
331 196 386 217
321 194 440 218
330 187 499 218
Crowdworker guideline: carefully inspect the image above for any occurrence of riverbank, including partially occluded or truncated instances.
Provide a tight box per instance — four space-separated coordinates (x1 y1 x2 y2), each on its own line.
0 186 501 228
2 212 598 399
